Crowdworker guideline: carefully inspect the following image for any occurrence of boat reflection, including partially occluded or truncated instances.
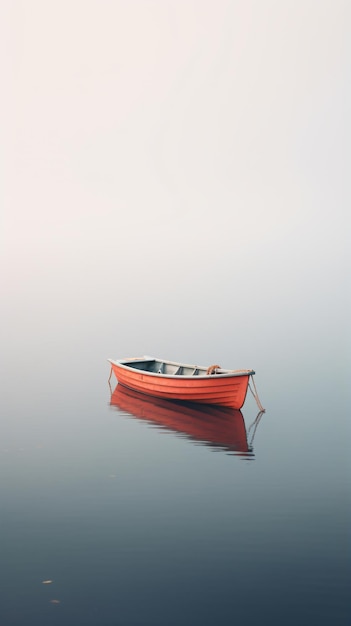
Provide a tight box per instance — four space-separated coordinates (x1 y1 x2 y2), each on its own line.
110 384 264 458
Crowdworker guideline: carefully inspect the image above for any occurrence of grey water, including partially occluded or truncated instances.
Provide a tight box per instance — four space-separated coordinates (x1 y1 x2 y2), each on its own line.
1 320 350 626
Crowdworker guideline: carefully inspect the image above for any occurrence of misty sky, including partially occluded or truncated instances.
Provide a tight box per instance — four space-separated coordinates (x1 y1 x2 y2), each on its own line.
1 1 349 376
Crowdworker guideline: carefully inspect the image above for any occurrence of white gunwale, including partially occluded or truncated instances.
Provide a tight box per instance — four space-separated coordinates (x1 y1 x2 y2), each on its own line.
108 357 255 379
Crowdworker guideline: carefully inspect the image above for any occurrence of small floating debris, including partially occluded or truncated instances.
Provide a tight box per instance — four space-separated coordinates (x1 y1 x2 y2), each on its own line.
42 580 53 584
50 599 60 604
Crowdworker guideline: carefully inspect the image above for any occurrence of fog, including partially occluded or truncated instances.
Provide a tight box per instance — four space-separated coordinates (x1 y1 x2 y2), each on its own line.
2 0 349 389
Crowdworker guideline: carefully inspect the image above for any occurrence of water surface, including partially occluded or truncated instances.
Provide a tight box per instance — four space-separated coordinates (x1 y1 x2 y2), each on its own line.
1 347 349 626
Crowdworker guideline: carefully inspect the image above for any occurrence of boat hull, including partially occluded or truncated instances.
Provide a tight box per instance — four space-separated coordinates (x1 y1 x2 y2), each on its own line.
108 358 252 409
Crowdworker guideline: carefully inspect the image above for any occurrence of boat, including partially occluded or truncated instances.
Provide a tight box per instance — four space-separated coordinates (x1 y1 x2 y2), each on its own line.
110 384 252 455
108 356 264 410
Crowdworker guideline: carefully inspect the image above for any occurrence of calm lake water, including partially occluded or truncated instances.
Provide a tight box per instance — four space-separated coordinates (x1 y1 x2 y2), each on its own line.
1 340 349 626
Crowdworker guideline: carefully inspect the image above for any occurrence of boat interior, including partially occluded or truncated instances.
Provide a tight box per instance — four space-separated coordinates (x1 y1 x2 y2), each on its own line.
123 359 221 376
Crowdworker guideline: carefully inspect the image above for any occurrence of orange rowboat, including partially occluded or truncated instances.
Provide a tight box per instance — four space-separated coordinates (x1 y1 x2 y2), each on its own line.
110 384 251 455
108 356 260 410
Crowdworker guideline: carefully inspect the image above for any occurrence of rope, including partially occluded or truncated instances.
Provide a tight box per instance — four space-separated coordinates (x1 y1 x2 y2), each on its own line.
246 410 265 449
248 375 265 412
206 364 221 375
108 365 113 384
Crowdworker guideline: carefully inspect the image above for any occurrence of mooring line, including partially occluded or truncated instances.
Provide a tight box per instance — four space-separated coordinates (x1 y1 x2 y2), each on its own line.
249 375 265 412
